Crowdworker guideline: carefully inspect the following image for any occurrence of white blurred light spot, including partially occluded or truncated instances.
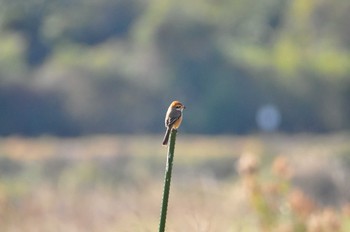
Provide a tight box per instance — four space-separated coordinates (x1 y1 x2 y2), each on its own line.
256 104 281 132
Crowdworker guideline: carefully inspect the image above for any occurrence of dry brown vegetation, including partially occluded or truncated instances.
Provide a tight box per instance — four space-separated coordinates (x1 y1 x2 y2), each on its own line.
0 134 349 231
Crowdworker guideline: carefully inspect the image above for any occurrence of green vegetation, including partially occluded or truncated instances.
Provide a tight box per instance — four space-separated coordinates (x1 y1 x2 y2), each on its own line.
0 0 349 135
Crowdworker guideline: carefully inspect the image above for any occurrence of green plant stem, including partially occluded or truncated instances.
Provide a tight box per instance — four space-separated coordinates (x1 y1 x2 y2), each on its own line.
159 129 177 232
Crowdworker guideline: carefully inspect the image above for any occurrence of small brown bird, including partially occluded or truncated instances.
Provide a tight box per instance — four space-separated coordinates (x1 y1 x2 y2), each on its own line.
162 101 186 146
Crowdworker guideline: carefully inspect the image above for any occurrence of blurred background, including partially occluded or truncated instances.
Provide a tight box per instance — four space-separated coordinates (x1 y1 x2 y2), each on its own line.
0 0 350 231
0 0 350 135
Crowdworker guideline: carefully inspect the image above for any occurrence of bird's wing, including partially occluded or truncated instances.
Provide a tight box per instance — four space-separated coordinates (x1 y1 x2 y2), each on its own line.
166 110 181 127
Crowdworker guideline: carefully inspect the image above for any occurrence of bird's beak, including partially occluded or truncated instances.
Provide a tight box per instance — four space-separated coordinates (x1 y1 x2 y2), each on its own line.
183 106 186 109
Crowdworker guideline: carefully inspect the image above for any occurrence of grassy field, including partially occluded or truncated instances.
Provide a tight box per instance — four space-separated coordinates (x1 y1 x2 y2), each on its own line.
0 134 349 231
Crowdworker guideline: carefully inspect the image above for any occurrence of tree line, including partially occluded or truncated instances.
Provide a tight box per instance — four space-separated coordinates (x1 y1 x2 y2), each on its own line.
0 0 349 135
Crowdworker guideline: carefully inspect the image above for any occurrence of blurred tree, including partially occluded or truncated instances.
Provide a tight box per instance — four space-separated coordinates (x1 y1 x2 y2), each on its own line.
0 84 79 136
0 0 349 135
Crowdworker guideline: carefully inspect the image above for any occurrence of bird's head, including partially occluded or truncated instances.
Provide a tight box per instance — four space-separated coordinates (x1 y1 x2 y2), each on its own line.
170 101 186 111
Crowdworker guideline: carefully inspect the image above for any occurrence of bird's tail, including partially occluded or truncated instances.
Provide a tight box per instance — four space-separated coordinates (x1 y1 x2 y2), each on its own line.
162 128 171 146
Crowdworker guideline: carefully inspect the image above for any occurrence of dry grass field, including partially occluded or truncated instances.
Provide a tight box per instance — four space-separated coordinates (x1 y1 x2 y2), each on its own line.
0 134 350 231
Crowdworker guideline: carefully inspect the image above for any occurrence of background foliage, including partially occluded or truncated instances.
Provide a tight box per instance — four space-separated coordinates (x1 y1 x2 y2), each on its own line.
0 0 350 135
0 135 350 231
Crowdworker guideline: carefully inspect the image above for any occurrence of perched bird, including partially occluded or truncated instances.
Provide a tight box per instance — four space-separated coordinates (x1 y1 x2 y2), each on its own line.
162 101 186 146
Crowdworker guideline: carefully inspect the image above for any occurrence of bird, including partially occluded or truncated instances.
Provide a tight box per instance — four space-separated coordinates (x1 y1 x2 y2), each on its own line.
162 101 186 146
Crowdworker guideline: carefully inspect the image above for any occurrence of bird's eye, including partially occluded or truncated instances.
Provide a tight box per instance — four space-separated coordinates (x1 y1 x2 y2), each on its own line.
176 105 181 108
